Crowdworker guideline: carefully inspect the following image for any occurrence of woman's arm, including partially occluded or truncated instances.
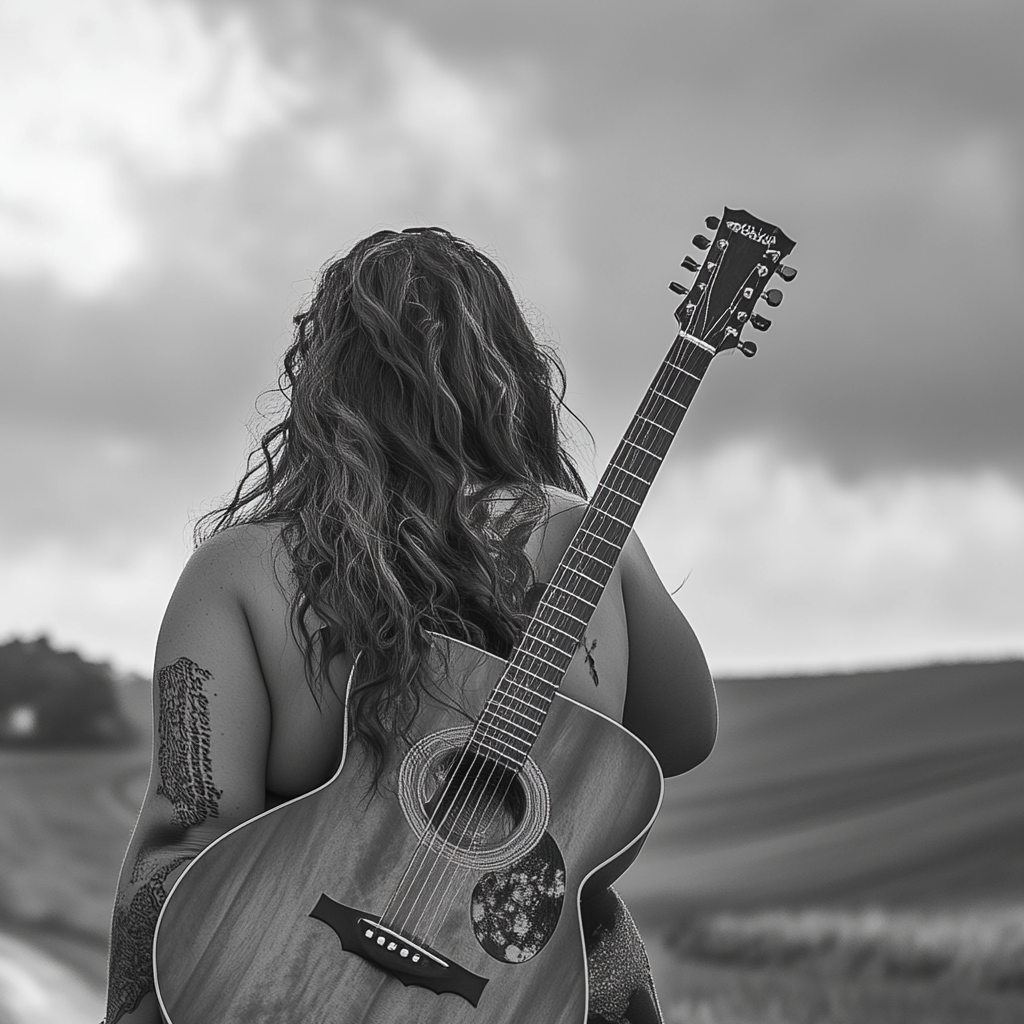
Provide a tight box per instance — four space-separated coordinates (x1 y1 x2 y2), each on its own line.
103 531 273 1023
620 530 717 777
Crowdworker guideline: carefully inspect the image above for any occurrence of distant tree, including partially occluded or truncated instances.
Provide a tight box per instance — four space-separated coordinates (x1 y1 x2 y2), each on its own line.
0 635 138 747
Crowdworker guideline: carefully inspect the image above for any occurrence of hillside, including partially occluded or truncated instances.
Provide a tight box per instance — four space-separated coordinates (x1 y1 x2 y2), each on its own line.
619 659 1024 920
616 659 1024 1023
1 660 1022 1021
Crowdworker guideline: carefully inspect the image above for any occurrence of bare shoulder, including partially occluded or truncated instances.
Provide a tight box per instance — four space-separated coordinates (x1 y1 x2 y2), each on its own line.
185 522 287 591
618 530 718 777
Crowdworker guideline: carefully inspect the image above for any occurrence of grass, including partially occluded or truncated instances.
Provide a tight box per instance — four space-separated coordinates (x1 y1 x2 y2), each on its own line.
2 662 1024 1022
668 905 1024 991
653 905 1024 1023
0 744 149 989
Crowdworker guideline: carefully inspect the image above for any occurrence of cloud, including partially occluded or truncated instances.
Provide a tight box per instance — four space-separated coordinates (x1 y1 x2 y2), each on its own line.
0 534 188 674
0 0 297 295
637 441 1024 673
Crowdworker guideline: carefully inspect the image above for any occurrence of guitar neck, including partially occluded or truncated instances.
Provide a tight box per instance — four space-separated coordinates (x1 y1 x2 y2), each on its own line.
469 206 796 770
472 332 715 769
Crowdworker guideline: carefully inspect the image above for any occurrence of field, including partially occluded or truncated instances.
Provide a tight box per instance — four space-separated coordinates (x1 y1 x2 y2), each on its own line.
1 660 1023 1022
619 659 1024 1022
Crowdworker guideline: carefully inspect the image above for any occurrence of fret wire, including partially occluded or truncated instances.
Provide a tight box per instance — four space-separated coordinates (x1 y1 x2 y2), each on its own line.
517 648 565 675
537 600 588 628
480 713 543 742
490 702 545 728
470 740 519 767
627 421 671 450
529 618 579 645
521 632 569 659
665 360 702 380
596 483 642 506
481 719 533 743
636 414 675 435
560 563 604 589
547 580 598 604
622 438 662 459
503 659 559 689
496 671 553 703
474 730 525 755
594 506 632 530
650 388 687 409
607 463 651 486
470 732 520 755
597 492 642 513
567 545 616 572
579 526 622 550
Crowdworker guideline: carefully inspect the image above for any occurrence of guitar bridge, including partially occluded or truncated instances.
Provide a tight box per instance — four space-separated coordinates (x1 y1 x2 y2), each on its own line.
310 894 489 1006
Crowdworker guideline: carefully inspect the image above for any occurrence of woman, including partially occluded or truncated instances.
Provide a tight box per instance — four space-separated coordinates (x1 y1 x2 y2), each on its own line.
103 227 717 1024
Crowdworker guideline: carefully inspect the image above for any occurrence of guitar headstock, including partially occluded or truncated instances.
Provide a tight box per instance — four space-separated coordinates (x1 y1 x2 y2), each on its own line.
670 208 796 357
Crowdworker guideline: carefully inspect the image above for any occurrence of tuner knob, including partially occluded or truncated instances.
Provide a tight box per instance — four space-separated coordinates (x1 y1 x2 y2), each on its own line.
749 313 771 331
775 264 797 282
738 340 757 357
762 288 783 307
680 255 700 272
668 281 689 295
692 234 712 250
705 215 720 229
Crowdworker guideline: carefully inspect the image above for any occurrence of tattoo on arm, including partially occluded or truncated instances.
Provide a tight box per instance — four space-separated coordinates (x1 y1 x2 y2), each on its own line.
106 850 191 1023
155 657 223 826
106 657 223 1022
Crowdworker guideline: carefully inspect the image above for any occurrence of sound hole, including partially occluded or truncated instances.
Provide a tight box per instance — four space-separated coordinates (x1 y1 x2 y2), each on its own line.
399 726 549 869
422 746 526 853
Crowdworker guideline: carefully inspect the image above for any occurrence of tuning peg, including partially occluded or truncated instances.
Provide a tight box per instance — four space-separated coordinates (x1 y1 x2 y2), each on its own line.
681 255 700 272
668 281 689 295
738 340 757 357
749 313 771 331
692 234 712 250
775 264 797 282
762 288 783 307
705 215 720 230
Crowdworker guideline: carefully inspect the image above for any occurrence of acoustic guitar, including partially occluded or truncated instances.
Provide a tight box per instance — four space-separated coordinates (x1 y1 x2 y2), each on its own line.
153 208 796 1023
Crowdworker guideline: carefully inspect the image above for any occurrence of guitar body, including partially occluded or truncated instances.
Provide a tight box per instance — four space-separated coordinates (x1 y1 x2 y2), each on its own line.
154 634 664 1024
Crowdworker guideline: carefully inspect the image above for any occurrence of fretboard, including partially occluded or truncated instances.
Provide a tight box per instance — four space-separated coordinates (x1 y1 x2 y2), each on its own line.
470 332 715 769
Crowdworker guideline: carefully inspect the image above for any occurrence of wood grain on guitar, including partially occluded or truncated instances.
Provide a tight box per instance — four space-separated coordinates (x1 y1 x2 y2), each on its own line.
153 208 795 1023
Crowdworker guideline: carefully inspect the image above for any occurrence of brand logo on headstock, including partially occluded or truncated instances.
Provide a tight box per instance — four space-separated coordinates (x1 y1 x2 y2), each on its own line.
725 221 777 247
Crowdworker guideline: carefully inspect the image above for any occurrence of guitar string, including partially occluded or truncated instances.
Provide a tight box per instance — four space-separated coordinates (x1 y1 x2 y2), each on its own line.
403 324 717 946
384 248 757 938
407 247 762 943
381 232 760 943
377 488 589 934
387 246 740 944
395 243 763 945
410 327 719 948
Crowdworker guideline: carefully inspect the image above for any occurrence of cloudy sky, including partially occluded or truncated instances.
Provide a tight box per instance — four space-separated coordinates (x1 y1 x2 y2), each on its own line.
1 0 1021 676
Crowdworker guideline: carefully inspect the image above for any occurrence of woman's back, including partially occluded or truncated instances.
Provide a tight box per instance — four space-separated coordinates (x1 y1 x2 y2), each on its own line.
215 482 710 810
101 227 715 1024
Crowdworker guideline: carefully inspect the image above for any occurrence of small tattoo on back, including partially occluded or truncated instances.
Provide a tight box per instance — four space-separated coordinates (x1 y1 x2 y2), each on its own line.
580 634 599 687
155 656 223 827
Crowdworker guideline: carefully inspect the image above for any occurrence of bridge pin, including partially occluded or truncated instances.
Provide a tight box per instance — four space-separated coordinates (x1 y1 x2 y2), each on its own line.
387 941 397 951
412 954 421 962
364 929 374 938
377 936 386 946
400 948 410 958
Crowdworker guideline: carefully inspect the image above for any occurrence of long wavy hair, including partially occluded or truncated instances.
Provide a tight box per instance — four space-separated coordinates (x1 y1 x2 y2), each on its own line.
196 227 590 777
